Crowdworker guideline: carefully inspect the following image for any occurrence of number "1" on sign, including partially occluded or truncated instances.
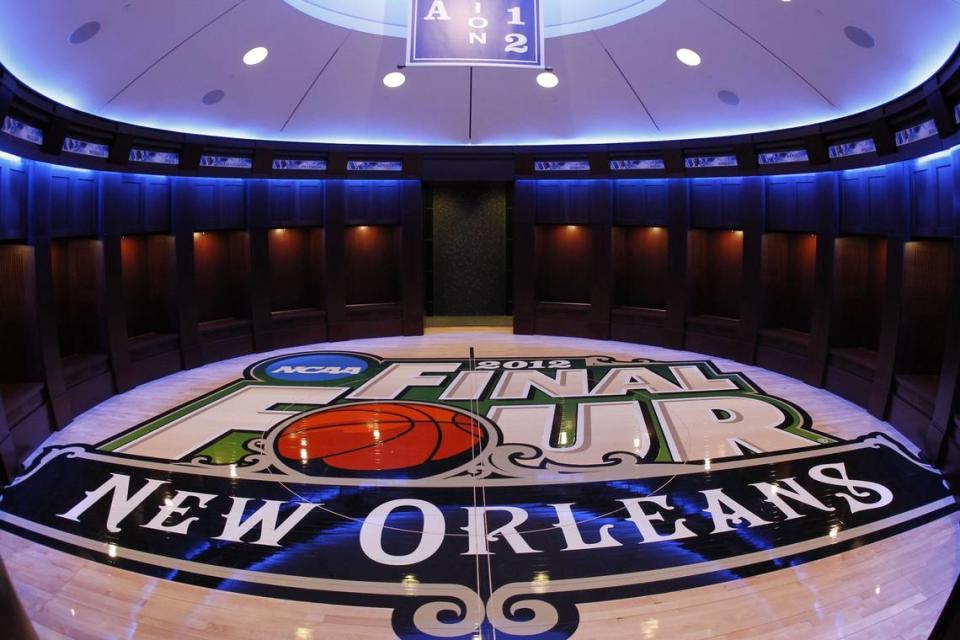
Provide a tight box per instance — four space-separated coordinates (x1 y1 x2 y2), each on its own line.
505 6 529 53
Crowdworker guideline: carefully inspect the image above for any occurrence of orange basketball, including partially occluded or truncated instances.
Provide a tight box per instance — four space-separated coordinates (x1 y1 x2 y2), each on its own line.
275 402 486 474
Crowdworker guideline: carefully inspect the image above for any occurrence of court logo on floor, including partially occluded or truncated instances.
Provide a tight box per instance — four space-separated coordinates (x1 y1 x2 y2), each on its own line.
1 351 955 639
263 353 369 382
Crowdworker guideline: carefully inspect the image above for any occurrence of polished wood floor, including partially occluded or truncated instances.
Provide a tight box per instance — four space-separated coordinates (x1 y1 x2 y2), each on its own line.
2 328 958 640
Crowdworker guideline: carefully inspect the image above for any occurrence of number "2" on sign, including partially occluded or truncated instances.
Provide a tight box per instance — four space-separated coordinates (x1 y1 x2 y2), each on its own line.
505 6 528 53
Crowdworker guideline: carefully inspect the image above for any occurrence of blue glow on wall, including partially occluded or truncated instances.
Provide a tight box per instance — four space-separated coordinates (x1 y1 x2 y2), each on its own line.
0 143 956 191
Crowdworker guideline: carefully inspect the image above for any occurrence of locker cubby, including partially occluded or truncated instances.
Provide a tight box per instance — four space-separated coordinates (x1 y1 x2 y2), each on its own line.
51 238 114 414
533 224 593 337
756 233 818 379
685 229 743 359
825 236 888 407
343 225 403 338
611 226 669 345
193 230 253 362
121 235 181 384
0 242 50 474
889 240 955 445
268 227 326 348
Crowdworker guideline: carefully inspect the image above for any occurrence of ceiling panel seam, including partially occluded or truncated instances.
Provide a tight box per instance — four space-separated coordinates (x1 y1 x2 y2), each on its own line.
468 67 474 142
592 31 661 131
104 0 251 108
696 0 838 109
280 30 353 132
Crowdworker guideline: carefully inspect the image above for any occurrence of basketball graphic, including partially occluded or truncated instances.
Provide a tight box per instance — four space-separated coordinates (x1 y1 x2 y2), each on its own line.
274 401 488 478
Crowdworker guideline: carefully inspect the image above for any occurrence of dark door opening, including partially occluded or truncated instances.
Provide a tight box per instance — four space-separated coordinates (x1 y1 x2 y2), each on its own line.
425 182 512 323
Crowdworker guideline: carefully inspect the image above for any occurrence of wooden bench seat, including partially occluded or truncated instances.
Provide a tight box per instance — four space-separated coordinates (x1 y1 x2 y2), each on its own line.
61 353 110 389
1 382 45 427
128 332 180 361
759 328 811 354
894 374 939 418
271 308 327 326
199 318 251 341
686 314 740 337
829 347 879 381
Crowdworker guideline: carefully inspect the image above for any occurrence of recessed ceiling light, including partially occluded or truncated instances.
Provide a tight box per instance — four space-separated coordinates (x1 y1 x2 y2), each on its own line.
677 49 703 67
676 48 702 66
202 89 225 105
243 46 269 66
537 71 560 88
69 21 101 45
383 71 406 88
844 26 876 49
717 90 740 106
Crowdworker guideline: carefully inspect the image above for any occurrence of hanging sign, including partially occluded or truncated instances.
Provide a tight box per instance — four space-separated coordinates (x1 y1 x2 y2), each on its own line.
407 0 544 68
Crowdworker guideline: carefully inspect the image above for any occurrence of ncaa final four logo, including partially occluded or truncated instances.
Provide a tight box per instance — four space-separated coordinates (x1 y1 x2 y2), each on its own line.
0 352 955 639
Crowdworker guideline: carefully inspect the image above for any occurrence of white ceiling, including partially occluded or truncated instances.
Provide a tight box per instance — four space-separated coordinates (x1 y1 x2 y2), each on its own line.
1 0 958 147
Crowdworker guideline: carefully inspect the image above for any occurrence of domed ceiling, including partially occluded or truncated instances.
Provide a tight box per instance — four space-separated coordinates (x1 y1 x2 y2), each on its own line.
0 0 958 147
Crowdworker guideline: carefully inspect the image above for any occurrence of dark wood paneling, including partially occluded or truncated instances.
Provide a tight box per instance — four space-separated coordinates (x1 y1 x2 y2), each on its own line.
343 303 403 340
51 239 107 357
689 179 745 229
535 225 592 304
535 302 592 338
910 158 957 237
663 181 689 348
268 228 324 312
687 229 743 319
0 245 42 382
323 181 347 339
765 177 818 233
613 227 669 310
121 235 178 337
897 240 954 375
192 180 247 230
193 231 251 322
840 169 896 236
831 237 887 350
762 233 817 333
344 182 402 225
926 239 960 464
590 182 613 339
102 234 132 392
613 181 669 227
513 182 536 334
0 162 28 239
137 179 171 235
47 171 99 238
738 178 764 363
171 182 202 369
267 181 326 227
344 225 401 306
806 173 841 386
533 181 592 225
399 180 424 336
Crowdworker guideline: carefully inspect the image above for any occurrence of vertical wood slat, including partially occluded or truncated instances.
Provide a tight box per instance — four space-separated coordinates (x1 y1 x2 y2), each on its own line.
739 177 764 364
926 238 960 464
808 173 841 386
100 174 132 391
664 181 689 349
247 181 272 352
28 163 71 427
590 181 613 340
512 181 536 335
324 180 347 341
172 180 201 370
401 181 424 336
870 163 910 419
